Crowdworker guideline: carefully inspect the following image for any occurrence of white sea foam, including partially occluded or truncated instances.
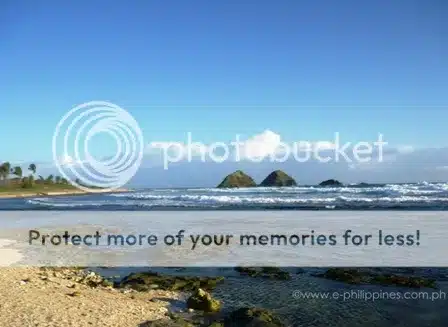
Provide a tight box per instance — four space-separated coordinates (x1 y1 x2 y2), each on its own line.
20 182 448 209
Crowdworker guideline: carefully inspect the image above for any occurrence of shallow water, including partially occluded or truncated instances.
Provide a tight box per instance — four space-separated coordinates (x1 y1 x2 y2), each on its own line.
92 266 448 327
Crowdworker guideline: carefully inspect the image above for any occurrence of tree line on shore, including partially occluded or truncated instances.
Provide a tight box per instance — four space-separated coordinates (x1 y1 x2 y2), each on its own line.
0 162 70 188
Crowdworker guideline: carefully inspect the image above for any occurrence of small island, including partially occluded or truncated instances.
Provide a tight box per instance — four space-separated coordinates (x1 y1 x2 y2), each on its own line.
319 179 343 187
259 170 297 187
217 170 257 188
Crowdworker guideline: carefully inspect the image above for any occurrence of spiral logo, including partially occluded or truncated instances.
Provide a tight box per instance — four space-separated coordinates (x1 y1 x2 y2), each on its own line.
52 101 144 192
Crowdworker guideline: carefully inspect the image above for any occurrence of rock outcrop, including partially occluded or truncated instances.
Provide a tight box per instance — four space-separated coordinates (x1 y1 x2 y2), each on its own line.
142 317 195 327
146 305 285 326
224 307 285 326
314 268 437 288
234 267 291 280
319 179 343 187
259 170 297 187
217 170 257 188
186 288 221 312
118 271 224 292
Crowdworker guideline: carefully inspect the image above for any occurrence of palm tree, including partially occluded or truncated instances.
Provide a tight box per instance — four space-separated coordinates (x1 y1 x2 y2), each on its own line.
0 162 11 180
28 163 37 175
0 164 6 181
46 174 54 184
12 166 22 179
22 175 35 188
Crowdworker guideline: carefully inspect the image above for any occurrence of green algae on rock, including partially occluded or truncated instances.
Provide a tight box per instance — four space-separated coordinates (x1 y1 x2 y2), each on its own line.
150 306 285 326
234 267 291 280
186 288 221 313
315 268 437 288
224 307 285 327
141 317 195 327
259 170 297 187
118 272 224 292
217 170 257 188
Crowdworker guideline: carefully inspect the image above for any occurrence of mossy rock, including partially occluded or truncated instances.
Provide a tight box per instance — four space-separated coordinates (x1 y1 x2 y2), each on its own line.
235 267 291 280
316 268 366 284
224 307 285 326
208 323 224 327
119 272 224 292
315 268 436 288
217 170 257 188
86 278 113 288
319 179 343 187
141 318 195 327
186 288 221 313
259 170 297 187
371 274 436 288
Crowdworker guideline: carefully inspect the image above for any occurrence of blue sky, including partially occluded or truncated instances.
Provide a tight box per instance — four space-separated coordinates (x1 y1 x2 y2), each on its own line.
1 0 447 184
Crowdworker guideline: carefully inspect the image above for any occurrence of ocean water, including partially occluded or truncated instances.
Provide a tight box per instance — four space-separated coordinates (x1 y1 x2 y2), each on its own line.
93 266 448 327
1 183 448 326
2 181 448 210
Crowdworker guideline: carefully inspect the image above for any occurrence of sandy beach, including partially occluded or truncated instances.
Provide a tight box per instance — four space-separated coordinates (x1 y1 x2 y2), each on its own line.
0 188 129 199
0 267 183 327
0 240 23 266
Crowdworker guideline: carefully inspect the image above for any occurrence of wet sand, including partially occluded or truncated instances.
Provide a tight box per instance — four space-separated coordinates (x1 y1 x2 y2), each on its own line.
0 240 23 266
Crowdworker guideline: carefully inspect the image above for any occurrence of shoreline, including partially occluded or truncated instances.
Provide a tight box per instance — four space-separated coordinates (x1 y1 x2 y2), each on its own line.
0 239 23 266
0 267 183 327
0 188 130 199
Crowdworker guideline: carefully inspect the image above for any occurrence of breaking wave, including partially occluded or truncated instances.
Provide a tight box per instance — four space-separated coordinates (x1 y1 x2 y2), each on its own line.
11 182 448 210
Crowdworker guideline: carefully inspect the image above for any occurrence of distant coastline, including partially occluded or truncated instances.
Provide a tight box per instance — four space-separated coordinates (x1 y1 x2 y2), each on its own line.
0 187 129 199
0 161 128 199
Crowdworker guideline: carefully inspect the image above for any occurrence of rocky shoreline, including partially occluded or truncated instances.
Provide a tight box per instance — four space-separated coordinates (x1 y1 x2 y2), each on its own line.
0 266 442 326
0 267 288 327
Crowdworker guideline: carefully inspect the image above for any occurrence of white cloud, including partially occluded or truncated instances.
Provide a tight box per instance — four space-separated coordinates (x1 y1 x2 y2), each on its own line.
146 130 341 161
57 155 85 167
236 130 338 159
238 130 282 159
62 155 73 165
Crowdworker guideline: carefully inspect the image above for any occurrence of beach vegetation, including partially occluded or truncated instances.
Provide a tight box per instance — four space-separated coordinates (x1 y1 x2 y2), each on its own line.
11 166 22 179
0 161 82 194
28 163 37 174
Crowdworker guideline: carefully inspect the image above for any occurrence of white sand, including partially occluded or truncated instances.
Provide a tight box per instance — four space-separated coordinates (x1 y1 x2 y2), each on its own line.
0 239 23 266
